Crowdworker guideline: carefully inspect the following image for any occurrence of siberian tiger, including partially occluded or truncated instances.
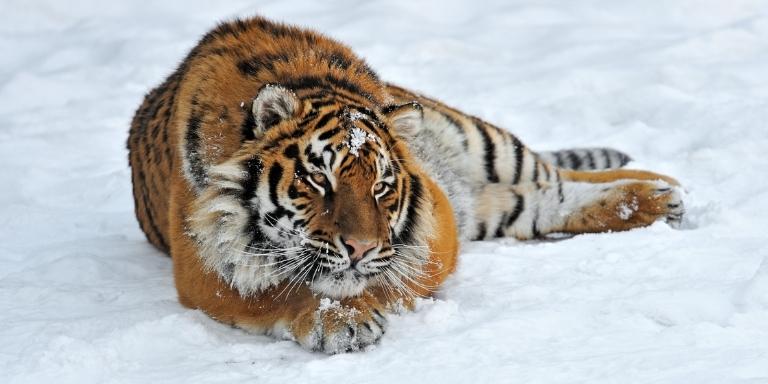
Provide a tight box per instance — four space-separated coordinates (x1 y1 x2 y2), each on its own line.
128 17 684 353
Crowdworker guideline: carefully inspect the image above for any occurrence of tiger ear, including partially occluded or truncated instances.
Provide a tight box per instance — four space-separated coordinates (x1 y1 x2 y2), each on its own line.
383 101 423 139
251 85 300 134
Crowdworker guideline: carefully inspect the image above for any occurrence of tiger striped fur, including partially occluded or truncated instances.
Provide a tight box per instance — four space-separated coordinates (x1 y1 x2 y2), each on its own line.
539 147 631 171
128 17 684 354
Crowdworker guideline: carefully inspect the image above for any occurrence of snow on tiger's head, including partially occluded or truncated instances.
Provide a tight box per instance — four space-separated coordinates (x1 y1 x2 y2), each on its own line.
187 86 434 299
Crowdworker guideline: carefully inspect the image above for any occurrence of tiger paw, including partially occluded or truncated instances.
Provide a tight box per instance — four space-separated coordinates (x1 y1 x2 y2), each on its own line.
292 295 387 354
609 181 685 230
656 186 685 228
565 180 685 233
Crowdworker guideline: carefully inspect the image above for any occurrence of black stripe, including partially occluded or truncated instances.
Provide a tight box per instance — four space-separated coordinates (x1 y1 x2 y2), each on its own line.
567 151 582 170
618 151 631 167
474 119 500 183
243 168 268 244
297 108 319 126
283 143 299 159
505 193 524 227
349 106 378 120
136 167 169 251
338 156 357 175
310 99 338 109
314 110 338 130
531 217 541 237
436 110 469 149
494 215 506 238
357 117 378 134
262 125 309 150
555 170 565 203
318 126 341 141
304 92 373 113
532 158 540 182
268 163 284 207
394 174 423 245
476 222 487 240
553 151 564 167
278 75 377 102
264 163 294 225
585 150 596 169
287 185 300 199
292 156 310 181
239 106 256 141
323 144 337 168
305 149 325 169
237 53 289 76
242 157 263 202
601 148 612 169
237 49 362 79
185 110 206 188
511 136 524 184
542 162 551 181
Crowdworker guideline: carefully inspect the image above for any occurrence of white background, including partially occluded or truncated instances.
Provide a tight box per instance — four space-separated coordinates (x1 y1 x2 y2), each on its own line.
1 1 768 383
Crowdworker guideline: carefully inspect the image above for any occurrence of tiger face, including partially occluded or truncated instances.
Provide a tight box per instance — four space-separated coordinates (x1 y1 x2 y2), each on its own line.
189 85 433 299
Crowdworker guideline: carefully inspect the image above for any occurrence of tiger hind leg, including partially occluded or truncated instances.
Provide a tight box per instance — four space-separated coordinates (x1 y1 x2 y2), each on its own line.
472 179 683 240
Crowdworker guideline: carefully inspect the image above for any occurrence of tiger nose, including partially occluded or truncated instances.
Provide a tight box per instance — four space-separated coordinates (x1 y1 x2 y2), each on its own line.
343 237 377 261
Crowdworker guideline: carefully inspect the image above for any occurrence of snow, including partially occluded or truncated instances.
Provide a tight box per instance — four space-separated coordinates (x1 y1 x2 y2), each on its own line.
345 127 377 157
343 109 380 157
2 0 768 383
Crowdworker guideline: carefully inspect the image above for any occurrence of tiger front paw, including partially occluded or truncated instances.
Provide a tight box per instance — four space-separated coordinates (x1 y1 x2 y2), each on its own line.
291 295 388 354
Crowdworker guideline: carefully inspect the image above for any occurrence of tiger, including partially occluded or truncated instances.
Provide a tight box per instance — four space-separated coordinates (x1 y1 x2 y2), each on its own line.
127 16 684 354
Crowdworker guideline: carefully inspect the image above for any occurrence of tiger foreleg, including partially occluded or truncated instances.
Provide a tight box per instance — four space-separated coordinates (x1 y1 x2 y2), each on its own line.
287 289 390 354
196 281 391 354
173 243 392 354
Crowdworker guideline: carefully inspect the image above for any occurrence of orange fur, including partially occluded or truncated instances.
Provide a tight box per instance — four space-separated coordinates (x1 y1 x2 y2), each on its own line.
561 169 680 186
560 181 680 234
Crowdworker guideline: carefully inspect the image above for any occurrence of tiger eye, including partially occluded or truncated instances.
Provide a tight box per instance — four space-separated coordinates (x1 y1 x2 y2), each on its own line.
373 182 386 194
310 172 327 186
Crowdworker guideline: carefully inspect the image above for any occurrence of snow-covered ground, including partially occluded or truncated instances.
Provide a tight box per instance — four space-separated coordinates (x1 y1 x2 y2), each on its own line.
2 0 768 382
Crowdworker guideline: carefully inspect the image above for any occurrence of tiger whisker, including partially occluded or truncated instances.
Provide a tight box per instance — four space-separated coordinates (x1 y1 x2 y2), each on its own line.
388 261 438 292
286 260 314 299
257 258 308 282
382 268 420 298
263 213 309 240
391 252 448 280
274 258 313 301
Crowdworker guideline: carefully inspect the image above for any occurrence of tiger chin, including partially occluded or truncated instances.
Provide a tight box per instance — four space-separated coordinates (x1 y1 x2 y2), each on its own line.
128 17 685 354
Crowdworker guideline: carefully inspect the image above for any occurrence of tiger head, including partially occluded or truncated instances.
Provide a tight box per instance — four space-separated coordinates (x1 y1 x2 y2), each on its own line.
189 85 435 299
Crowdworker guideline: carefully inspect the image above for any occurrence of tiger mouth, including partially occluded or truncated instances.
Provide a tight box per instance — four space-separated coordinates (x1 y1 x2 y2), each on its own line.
293 244 375 297
330 269 366 280
309 268 370 298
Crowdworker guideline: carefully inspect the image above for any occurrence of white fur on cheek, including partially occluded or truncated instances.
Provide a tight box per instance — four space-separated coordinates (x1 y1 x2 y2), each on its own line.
186 160 286 296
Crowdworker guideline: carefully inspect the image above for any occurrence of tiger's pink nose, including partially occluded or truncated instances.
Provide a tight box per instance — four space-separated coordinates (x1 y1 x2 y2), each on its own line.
344 238 376 261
